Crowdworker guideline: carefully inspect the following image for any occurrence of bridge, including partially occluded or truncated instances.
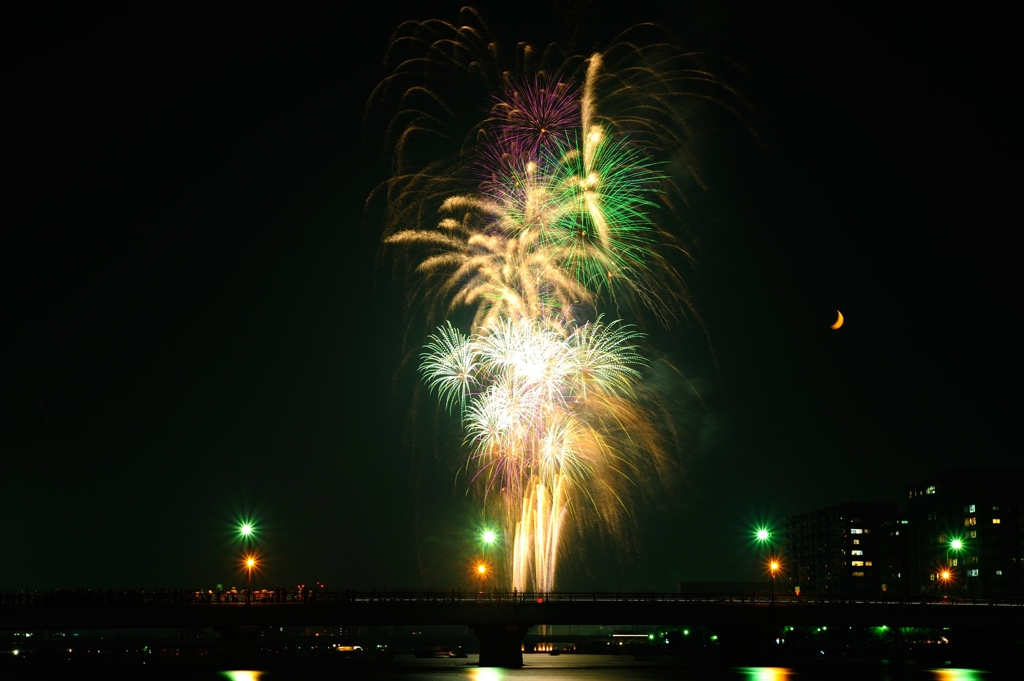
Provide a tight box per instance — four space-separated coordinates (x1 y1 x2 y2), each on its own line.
4 591 1021 666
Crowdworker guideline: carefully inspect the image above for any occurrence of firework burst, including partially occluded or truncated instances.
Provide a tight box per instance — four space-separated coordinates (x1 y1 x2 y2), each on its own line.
372 10 741 591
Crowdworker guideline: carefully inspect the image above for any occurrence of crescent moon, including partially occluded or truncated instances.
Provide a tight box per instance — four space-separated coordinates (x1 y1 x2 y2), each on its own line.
830 310 844 330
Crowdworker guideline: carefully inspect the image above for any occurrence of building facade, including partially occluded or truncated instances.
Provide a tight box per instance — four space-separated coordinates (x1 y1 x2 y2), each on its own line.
784 502 901 595
906 467 1023 597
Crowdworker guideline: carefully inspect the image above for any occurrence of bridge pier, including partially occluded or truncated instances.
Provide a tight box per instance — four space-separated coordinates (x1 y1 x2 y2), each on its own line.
470 623 531 667
715 624 781 666
215 625 262 668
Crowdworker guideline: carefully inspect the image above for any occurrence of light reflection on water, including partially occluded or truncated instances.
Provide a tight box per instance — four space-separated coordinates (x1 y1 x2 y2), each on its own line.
741 668 791 681
471 668 503 681
931 670 984 681
217 660 1007 681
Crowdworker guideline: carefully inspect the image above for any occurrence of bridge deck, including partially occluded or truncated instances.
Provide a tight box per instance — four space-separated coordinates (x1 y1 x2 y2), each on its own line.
2 592 1021 630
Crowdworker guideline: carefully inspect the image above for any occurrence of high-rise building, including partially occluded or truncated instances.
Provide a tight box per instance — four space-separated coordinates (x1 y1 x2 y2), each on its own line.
784 502 900 595
906 467 1023 597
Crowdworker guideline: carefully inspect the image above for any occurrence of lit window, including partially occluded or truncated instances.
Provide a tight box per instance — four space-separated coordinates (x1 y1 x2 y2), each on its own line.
969 530 977 538
992 506 999 511
929 574 935 581
996 570 1003 576
939 535 947 543
850 529 863 534
852 572 865 577
968 569 979 577
925 485 936 494
864 561 873 566
894 531 899 535
952 559 958 566
864 529 871 534
992 518 1001 524
969 557 978 565
901 520 908 524
851 561 864 566
853 539 860 545
965 517 976 526
969 504 975 512
851 550 863 555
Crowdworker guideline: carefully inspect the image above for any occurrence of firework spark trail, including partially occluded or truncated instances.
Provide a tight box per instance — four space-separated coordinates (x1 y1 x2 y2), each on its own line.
397 68 663 591
392 67 664 591
420 316 646 591
373 13 742 591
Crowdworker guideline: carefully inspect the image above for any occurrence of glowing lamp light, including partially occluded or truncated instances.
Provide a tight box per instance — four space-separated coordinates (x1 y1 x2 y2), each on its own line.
940 570 951 580
482 530 496 545
950 539 963 550
476 563 487 575
246 557 256 569
756 529 770 542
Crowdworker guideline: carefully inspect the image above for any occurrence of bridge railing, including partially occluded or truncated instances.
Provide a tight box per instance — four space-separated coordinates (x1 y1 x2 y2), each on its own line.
2 589 1022 609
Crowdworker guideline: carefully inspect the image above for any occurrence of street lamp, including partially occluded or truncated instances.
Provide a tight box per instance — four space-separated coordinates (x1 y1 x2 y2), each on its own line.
476 562 488 594
754 525 781 601
238 521 256 553
938 568 953 597
768 560 781 605
244 554 257 605
948 537 966 597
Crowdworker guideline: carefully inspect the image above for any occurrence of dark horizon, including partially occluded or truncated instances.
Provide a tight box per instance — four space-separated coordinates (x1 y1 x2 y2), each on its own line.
4 1 1018 593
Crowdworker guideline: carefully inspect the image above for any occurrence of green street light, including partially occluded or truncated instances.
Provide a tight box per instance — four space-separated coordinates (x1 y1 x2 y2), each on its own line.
482 530 497 545
756 528 770 542
947 536 967 597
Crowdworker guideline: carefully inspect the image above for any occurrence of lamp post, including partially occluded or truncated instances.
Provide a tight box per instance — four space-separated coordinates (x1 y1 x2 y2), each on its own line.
948 537 966 597
769 560 780 605
477 528 497 595
476 562 488 595
755 526 780 602
245 555 257 605
237 521 258 605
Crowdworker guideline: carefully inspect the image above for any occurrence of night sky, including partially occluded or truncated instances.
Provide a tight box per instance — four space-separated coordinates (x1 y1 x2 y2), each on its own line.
5 2 1018 593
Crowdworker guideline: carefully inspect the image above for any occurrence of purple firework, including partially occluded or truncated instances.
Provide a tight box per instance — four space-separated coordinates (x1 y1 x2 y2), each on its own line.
473 75 582 211
492 75 581 159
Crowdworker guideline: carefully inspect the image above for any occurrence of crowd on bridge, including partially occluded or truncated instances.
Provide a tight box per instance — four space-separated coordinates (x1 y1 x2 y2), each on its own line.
0 586 345 607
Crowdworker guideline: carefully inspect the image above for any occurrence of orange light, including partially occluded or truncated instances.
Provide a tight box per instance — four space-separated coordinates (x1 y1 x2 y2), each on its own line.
940 570 951 580
476 563 487 575
769 561 780 572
